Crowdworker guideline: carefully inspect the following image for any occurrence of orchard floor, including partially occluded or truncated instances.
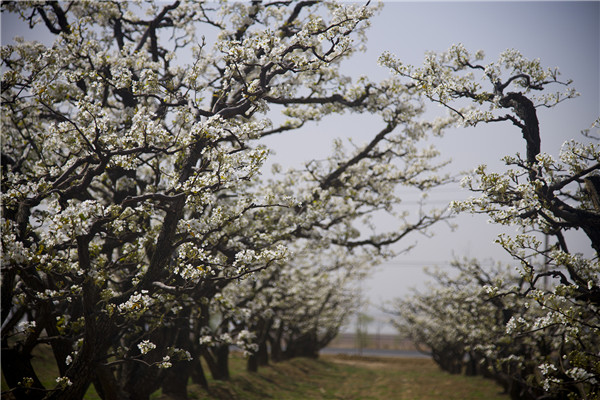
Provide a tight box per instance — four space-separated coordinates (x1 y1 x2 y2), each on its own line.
158 353 509 400
1 348 509 399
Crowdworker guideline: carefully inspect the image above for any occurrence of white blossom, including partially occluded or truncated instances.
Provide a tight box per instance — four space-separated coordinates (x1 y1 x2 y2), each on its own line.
137 340 157 355
55 376 73 389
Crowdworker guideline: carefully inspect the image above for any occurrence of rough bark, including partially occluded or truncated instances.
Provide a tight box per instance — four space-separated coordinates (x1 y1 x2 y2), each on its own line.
498 92 540 166
1 346 46 400
201 345 230 381
92 364 127 400
162 319 192 400
189 358 209 389
45 237 116 400
268 327 284 363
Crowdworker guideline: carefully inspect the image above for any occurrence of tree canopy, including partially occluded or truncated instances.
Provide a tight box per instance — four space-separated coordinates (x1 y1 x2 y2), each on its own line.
385 45 599 400
3 2 597 400
1 2 451 399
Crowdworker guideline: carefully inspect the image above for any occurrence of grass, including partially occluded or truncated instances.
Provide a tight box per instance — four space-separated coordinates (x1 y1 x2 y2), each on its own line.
162 353 509 400
3 346 508 400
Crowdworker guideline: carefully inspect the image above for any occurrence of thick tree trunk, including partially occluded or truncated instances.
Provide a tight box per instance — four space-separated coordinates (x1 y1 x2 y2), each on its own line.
247 353 259 373
44 323 72 377
92 364 127 400
162 366 189 400
45 276 116 400
162 318 192 400
431 346 463 375
247 329 270 372
215 344 230 380
122 362 161 400
44 337 97 400
190 358 209 389
257 340 269 366
1 346 46 400
464 352 478 377
202 345 229 381
285 331 319 359
268 329 284 362
188 317 209 389
122 327 173 400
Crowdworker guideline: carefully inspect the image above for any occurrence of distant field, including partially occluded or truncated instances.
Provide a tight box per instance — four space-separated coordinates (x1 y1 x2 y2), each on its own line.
327 332 420 351
2 347 508 400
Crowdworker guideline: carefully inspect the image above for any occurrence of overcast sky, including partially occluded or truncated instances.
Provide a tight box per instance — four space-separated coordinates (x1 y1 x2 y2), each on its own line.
2 1 599 332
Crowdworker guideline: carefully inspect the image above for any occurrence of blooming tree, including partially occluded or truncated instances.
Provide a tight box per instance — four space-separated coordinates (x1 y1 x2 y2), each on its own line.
385 45 600 399
391 260 520 376
1 2 451 399
218 245 365 372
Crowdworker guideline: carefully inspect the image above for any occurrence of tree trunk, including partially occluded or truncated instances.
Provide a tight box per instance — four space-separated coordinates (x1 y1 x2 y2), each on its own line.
215 344 230 380
464 352 478 376
286 331 319 359
431 346 463 375
202 345 229 381
190 358 209 389
44 305 115 400
247 353 258 373
162 318 192 400
257 340 269 366
247 339 269 372
162 366 189 400
92 364 127 400
122 327 171 400
44 340 96 400
1 346 46 400
268 327 284 362
44 322 73 377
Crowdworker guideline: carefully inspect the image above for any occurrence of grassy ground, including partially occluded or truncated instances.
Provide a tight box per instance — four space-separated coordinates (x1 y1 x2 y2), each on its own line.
176 353 509 400
2 346 508 400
